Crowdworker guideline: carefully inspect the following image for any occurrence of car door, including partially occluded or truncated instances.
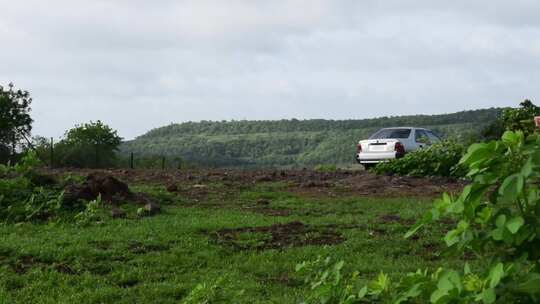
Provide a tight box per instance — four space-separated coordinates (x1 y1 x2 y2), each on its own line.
414 129 431 149
426 130 441 144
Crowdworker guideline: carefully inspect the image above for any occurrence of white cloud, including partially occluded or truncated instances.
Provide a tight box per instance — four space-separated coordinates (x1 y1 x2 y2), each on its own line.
0 0 539 139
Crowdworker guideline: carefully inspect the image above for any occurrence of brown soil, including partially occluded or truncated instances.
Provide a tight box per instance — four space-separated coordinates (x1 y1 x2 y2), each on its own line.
44 168 465 200
209 221 345 250
243 206 292 217
127 242 170 254
64 172 134 204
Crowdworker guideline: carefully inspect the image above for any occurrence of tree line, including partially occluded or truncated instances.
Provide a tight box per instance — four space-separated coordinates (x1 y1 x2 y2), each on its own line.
2 82 538 169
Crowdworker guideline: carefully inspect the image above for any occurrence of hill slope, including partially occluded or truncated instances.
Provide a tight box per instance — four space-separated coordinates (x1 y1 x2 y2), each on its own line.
120 108 501 168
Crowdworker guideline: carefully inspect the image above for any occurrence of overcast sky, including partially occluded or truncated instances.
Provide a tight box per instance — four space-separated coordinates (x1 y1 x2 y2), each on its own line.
1 1 539 139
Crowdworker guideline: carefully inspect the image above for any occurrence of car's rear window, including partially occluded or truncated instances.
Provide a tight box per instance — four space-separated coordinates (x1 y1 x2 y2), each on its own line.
369 129 411 139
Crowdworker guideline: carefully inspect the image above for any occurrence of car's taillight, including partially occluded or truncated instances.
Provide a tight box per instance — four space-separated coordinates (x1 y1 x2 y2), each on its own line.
395 142 405 154
356 144 362 153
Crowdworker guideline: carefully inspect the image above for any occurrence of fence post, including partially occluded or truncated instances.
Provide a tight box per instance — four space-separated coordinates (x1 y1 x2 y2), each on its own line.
130 152 134 169
50 137 54 167
161 156 165 170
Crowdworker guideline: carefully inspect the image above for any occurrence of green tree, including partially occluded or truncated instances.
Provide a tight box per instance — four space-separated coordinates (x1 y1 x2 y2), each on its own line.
0 83 33 163
483 100 540 140
55 121 122 168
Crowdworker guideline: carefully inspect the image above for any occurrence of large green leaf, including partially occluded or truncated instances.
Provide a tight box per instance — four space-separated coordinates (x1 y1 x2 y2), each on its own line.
501 131 521 147
488 263 505 288
460 143 491 166
498 174 524 203
505 216 524 234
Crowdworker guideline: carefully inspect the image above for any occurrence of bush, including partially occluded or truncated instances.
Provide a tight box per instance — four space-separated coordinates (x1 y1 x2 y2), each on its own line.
482 100 540 140
298 131 540 303
373 140 466 178
54 120 122 168
0 151 73 223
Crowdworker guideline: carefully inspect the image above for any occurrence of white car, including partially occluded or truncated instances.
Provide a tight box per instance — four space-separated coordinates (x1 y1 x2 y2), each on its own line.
355 127 440 168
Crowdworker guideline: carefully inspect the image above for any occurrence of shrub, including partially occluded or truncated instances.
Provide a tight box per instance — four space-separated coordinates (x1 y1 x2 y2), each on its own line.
0 151 72 223
54 120 122 168
482 100 540 140
298 131 540 303
373 140 466 178
74 195 103 226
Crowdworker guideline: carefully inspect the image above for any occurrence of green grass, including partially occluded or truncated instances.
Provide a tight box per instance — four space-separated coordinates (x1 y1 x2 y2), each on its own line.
0 182 464 303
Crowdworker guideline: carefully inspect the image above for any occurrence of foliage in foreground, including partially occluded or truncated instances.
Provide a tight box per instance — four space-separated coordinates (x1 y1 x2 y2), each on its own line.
373 140 466 178
482 99 540 140
298 131 540 303
0 151 94 224
0 152 66 223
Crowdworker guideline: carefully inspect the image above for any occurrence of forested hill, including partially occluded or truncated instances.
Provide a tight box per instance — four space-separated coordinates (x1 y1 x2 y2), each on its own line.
119 108 501 168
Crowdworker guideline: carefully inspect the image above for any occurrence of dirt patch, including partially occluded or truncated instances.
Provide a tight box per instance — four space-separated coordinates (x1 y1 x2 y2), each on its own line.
9 255 59 275
340 174 464 197
128 242 170 254
416 242 441 261
53 262 77 275
209 221 345 250
11 255 40 274
378 214 416 225
243 206 292 217
89 240 113 250
44 168 464 200
117 279 140 288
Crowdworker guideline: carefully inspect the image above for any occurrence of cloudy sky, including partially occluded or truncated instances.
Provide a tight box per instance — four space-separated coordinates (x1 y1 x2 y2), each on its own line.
1 1 539 139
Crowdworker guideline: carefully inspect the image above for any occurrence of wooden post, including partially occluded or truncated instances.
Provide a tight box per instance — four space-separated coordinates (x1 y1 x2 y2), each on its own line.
50 137 54 167
130 152 134 169
95 145 99 168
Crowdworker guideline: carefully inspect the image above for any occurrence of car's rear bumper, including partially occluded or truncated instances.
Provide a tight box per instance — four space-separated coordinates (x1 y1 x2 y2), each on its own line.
355 151 404 164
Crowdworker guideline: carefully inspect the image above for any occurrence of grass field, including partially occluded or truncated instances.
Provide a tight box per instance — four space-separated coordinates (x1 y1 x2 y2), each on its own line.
0 171 467 303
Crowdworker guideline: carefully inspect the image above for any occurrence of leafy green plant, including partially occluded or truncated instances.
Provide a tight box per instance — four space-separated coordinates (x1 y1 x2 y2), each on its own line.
74 195 103 226
23 189 64 222
14 150 42 174
373 140 466 177
182 277 244 304
0 150 41 178
296 256 367 304
482 100 540 140
299 131 540 303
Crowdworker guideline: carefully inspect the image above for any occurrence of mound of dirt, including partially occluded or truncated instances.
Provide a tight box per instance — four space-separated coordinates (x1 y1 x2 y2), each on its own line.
209 221 344 250
64 173 133 204
63 173 160 213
